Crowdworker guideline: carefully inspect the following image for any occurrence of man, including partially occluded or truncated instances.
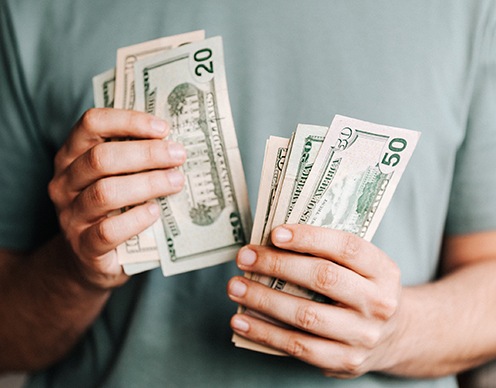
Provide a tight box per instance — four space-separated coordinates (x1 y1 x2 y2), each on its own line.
1 0 496 386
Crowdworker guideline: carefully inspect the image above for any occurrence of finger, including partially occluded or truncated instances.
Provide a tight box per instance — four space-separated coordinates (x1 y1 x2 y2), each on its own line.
57 108 169 169
230 312 359 376
271 224 387 278
74 169 184 221
236 246 371 309
79 201 161 258
227 276 368 344
65 139 186 191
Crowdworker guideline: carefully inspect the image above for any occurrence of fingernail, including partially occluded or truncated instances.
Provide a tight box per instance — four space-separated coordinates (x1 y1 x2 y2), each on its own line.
229 280 247 297
238 247 256 267
273 226 293 243
151 118 168 134
168 142 186 161
167 169 184 188
147 202 160 217
231 316 250 332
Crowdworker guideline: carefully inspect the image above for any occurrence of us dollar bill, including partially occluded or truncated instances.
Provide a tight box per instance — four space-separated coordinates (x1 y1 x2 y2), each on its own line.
288 115 420 235
233 136 289 354
112 31 205 274
114 30 205 110
249 124 328 290
282 115 420 299
249 137 290 245
133 36 252 276
92 68 115 108
234 125 327 355
256 135 294 246
278 115 420 301
236 115 420 354
92 66 161 274
261 124 328 245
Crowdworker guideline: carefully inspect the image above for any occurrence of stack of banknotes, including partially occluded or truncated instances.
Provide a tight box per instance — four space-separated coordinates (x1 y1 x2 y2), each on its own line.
233 115 420 354
91 34 421 361
92 31 252 276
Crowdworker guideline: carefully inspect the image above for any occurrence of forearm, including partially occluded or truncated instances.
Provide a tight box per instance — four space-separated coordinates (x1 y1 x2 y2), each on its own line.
382 258 496 378
0 235 111 372
0 110 179 373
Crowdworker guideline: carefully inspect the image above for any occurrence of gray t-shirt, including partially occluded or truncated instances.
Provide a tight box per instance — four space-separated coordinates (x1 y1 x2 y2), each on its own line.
1 1 496 387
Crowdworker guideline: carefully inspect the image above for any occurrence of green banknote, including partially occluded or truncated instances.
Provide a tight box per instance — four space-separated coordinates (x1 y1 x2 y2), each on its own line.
134 36 252 276
235 115 420 354
250 136 290 245
277 115 420 304
113 31 205 275
288 115 420 237
92 68 115 108
114 30 205 110
233 136 289 354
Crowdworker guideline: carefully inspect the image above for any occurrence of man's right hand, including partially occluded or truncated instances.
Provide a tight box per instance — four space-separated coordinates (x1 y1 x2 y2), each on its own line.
48 108 186 290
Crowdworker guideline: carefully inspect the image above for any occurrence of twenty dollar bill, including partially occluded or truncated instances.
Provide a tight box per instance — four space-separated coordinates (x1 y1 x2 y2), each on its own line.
134 36 252 276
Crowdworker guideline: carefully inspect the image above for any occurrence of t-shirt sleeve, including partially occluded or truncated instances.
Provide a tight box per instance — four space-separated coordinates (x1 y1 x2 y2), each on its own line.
445 13 496 235
0 2 58 250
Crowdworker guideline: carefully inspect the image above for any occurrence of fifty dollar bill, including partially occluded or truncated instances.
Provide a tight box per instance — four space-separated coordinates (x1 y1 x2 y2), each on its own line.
234 115 420 354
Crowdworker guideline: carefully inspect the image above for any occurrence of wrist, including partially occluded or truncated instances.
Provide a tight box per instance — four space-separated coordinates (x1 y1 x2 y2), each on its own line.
3 235 115 370
373 288 414 376
373 286 444 378
49 234 126 293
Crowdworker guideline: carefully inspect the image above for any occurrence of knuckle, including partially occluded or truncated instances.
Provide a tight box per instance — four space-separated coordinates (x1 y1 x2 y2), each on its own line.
313 262 338 291
53 149 66 170
87 144 109 172
48 179 62 204
80 108 101 130
284 336 308 358
133 204 155 226
268 251 283 275
162 141 179 164
366 286 399 320
95 219 118 246
144 140 162 163
295 304 320 331
341 352 366 376
322 370 335 378
360 326 381 349
374 295 399 320
255 293 272 312
321 369 334 377
321 369 355 380
58 209 72 231
253 326 272 347
388 260 402 283
340 232 360 261
89 179 114 208
367 261 401 320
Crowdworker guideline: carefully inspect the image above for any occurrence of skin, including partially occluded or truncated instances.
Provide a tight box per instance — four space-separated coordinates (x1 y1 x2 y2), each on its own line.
227 225 496 378
0 108 186 371
2 108 496 379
